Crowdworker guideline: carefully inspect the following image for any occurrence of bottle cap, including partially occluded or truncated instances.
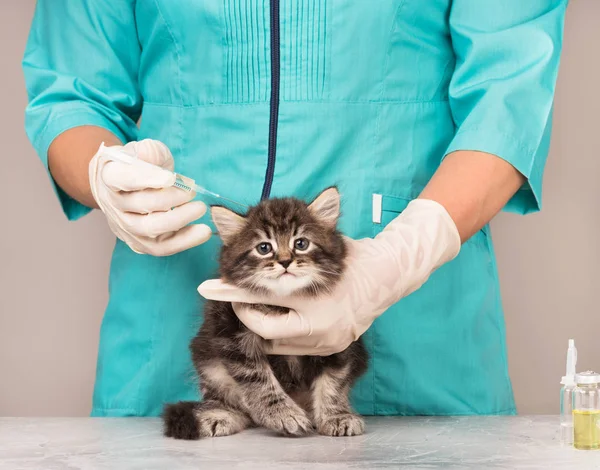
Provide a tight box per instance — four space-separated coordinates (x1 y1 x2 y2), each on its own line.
576 371 600 384
561 376 576 386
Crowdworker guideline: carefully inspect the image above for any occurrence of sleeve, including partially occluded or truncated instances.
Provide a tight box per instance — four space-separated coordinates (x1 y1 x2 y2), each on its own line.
23 0 142 221
444 0 568 214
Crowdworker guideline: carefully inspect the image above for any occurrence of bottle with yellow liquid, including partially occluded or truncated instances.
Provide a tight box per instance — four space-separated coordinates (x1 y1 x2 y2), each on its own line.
573 371 600 450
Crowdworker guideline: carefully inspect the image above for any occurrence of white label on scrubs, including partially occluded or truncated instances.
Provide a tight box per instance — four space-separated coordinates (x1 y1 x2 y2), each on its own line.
372 194 382 224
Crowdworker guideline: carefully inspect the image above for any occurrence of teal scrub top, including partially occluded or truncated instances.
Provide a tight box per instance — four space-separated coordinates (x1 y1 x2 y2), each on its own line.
23 0 567 417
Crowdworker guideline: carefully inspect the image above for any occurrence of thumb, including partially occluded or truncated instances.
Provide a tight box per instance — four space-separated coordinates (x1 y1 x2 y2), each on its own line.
231 303 313 340
124 139 175 171
198 279 291 307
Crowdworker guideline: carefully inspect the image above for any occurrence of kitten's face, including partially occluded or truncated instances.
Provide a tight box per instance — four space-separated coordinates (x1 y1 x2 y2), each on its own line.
212 188 346 297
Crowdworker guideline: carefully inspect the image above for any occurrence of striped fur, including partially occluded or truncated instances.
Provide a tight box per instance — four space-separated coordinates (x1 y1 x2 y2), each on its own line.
163 189 368 439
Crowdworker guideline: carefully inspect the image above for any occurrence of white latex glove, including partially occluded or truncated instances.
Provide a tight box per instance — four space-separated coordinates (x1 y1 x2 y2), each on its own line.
198 199 461 355
89 139 212 256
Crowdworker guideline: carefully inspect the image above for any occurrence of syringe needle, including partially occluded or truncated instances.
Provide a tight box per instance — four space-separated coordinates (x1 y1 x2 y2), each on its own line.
191 183 248 210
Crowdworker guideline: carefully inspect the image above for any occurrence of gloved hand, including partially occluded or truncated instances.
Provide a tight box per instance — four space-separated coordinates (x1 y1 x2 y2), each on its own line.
89 139 212 256
198 199 461 355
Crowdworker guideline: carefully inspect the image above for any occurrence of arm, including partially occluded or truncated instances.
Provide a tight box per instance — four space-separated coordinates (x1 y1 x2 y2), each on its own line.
24 1 211 255
422 0 568 242
48 126 122 210
23 0 141 220
420 150 525 243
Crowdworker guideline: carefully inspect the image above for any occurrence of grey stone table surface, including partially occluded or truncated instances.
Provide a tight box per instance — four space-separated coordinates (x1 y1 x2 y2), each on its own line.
0 416 598 470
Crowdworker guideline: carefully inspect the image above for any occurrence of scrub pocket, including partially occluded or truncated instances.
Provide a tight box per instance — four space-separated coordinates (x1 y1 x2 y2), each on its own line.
371 193 489 242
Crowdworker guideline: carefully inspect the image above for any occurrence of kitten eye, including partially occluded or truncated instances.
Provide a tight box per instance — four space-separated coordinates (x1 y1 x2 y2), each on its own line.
256 242 273 255
294 238 310 251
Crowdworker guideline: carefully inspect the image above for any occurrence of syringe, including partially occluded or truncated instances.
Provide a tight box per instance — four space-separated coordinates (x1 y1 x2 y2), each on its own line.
98 143 247 211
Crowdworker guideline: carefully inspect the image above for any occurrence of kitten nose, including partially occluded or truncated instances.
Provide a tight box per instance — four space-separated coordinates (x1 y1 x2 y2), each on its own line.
278 259 292 269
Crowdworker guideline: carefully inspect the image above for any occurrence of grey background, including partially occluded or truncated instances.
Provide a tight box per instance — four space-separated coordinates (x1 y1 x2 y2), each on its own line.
1 1 598 416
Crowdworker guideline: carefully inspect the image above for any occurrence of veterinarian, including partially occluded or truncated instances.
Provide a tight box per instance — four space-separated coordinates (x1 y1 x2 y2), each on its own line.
24 1 567 416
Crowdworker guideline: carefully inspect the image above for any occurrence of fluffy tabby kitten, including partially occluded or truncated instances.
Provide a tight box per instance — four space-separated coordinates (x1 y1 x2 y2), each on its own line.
163 187 368 439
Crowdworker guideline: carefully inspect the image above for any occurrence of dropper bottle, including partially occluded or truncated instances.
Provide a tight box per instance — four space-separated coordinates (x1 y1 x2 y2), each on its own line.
560 339 577 445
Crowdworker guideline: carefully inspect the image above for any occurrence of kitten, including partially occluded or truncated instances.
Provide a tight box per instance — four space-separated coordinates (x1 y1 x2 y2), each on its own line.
163 187 368 439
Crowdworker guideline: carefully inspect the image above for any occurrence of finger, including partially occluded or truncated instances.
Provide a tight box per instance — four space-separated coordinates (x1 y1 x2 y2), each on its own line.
139 224 213 256
231 303 312 340
110 186 196 214
102 160 175 192
197 280 276 304
269 338 346 356
123 139 175 170
267 341 317 356
122 201 207 238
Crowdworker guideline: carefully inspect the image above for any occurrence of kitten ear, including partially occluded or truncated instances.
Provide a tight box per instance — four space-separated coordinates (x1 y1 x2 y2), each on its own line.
308 187 341 228
210 206 245 244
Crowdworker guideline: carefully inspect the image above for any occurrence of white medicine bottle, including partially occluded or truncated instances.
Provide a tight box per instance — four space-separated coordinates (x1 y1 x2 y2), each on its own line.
560 339 577 445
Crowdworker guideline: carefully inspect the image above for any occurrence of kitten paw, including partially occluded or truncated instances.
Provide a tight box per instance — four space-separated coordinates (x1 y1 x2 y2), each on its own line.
262 402 313 437
197 408 249 438
317 413 365 437
163 401 200 440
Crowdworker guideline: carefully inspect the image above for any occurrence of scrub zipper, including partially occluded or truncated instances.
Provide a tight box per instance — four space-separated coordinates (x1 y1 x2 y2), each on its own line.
261 0 281 200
